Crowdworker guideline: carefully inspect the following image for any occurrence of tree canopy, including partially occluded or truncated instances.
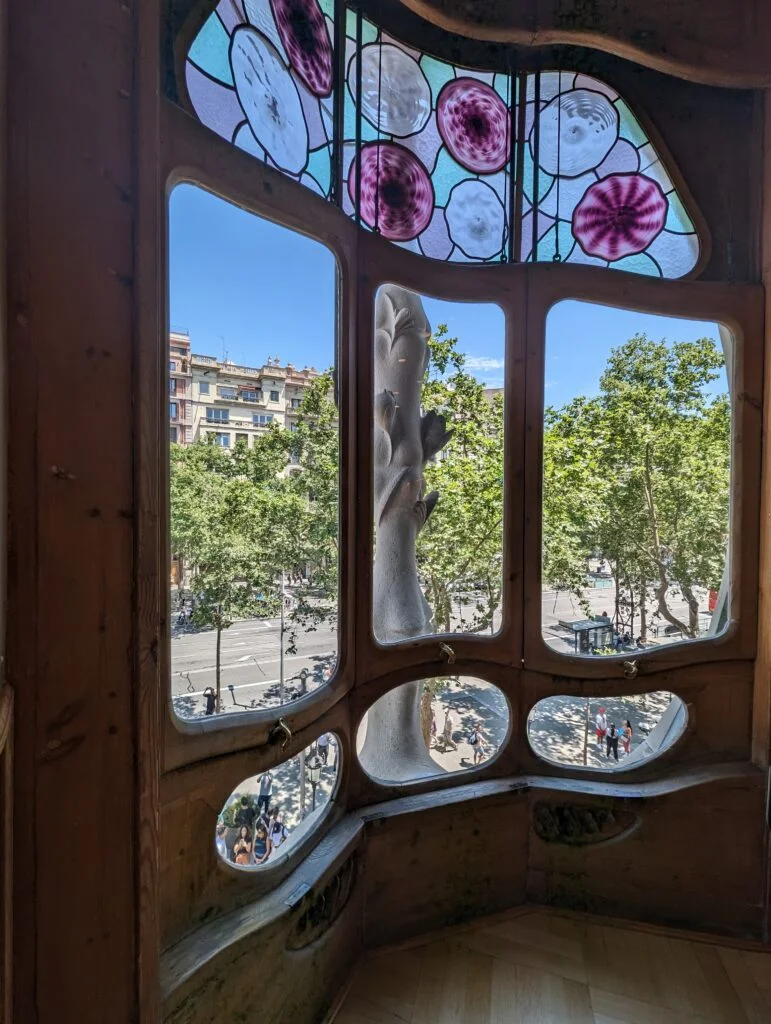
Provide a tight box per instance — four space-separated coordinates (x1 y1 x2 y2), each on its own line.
543 333 730 638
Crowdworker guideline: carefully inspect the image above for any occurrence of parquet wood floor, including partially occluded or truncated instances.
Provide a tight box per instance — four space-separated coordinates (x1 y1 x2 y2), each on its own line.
333 909 771 1023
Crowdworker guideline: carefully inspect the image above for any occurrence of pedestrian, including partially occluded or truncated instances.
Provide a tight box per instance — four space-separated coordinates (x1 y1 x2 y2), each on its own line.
595 706 607 749
233 795 256 831
268 807 288 853
203 686 216 716
622 719 633 755
430 712 437 746
232 825 253 866
185 602 193 623
316 733 330 765
442 709 457 751
215 822 227 861
606 722 619 761
469 721 487 765
256 770 273 817
252 821 272 866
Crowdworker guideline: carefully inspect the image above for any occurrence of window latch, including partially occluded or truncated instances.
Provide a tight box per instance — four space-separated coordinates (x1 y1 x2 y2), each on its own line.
439 642 456 665
270 717 292 750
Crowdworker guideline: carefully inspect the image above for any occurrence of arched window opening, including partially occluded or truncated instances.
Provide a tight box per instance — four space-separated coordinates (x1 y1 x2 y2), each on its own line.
542 301 732 660
168 184 339 722
372 286 505 645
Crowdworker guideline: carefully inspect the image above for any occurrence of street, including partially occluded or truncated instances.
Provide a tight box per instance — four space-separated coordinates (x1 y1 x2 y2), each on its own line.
171 579 711 721
171 616 337 718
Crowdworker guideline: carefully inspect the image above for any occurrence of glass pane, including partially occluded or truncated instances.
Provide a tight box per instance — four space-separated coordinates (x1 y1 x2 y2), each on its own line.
528 692 686 770
522 72 700 276
185 0 335 199
542 301 731 658
216 736 340 867
169 184 338 720
180 12 702 277
372 286 505 643
343 16 514 262
357 677 509 783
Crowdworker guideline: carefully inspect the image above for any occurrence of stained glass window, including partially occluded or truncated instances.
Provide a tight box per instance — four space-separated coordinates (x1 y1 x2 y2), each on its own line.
342 13 514 262
185 0 336 199
182 9 701 277
521 72 700 277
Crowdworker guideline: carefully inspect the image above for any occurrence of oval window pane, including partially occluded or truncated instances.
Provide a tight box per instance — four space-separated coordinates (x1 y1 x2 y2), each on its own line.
542 301 731 659
527 692 686 770
357 676 509 783
215 737 340 867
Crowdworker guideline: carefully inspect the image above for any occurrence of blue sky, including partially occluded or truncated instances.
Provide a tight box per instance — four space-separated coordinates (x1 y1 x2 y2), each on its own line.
169 184 723 407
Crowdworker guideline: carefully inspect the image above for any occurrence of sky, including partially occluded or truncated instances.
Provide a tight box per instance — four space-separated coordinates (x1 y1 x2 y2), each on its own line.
169 184 725 408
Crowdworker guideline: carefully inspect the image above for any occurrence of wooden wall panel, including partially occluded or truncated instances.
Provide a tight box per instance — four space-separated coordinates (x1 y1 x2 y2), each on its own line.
527 775 768 939
361 790 530 947
7 0 138 1021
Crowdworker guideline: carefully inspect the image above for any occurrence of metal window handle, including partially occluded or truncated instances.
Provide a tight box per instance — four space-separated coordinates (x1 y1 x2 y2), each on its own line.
270 717 292 750
439 642 456 664
623 660 639 679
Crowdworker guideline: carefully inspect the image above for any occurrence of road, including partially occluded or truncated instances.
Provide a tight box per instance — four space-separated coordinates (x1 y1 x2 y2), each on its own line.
171 580 711 718
171 617 336 718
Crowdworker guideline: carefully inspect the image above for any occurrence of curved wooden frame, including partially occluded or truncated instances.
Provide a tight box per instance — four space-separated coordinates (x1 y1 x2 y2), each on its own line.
522 265 763 679
153 12 766 954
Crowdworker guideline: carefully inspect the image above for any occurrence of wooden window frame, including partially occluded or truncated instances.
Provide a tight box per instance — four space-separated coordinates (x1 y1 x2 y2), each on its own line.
157 60 762 783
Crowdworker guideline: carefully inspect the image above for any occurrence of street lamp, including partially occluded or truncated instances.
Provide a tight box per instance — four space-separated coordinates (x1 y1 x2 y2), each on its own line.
306 755 323 813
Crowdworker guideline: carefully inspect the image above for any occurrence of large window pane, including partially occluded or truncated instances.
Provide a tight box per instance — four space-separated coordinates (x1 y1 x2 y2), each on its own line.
372 285 505 643
168 184 338 720
542 301 731 658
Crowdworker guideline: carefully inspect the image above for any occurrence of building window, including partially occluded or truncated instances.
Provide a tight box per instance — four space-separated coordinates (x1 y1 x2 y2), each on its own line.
169 379 177 395
235 433 249 446
169 402 178 420
241 389 259 402
206 408 229 423
214 433 230 448
169 360 176 371
291 398 302 409
199 380 210 395
219 386 237 399
253 414 273 426
269 390 280 403
169 426 178 443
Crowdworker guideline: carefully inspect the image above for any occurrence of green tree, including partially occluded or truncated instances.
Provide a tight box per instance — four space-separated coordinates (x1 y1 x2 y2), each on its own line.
419 327 505 634
170 437 280 710
543 334 730 639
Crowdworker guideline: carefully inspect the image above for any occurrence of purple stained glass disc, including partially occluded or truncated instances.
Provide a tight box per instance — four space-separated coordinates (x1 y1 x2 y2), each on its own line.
572 173 667 261
269 0 333 97
348 142 434 241
436 78 510 175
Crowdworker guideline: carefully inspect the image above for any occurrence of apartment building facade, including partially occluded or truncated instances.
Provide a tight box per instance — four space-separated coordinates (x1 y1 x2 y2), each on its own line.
168 331 321 448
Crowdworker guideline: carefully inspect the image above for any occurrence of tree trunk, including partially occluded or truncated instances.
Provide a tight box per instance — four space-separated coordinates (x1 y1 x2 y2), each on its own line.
682 583 700 637
360 286 452 783
215 618 222 713
639 576 648 642
420 687 433 748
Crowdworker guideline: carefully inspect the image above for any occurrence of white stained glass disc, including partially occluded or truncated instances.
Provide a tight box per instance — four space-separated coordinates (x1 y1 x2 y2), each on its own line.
533 89 618 178
358 43 431 137
231 27 309 175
